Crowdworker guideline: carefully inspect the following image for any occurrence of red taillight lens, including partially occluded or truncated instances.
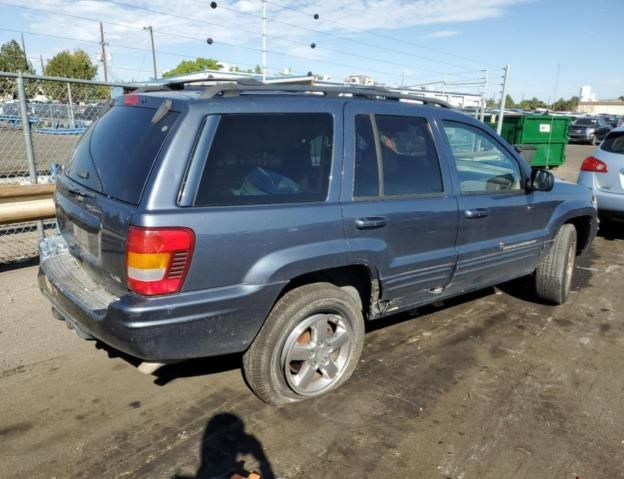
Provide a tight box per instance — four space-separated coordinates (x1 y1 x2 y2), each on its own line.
126 226 195 295
123 94 141 106
580 156 608 173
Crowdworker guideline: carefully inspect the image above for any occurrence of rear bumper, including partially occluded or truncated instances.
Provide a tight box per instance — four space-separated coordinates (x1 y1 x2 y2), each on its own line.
578 172 624 214
38 238 284 361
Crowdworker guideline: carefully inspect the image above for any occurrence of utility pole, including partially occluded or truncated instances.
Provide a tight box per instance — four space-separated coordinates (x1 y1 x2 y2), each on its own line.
261 0 267 81
39 55 45 75
144 26 157 80
496 64 510 135
20 32 27 61
479 69 488 122
99 22 108 82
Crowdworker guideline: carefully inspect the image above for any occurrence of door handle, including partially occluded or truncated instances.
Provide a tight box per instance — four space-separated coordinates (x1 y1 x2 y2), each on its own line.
464 208 489 219
355 216 388 229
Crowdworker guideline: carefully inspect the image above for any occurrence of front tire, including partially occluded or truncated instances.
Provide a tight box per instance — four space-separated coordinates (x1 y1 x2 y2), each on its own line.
243 283 365 405
535 224 577 305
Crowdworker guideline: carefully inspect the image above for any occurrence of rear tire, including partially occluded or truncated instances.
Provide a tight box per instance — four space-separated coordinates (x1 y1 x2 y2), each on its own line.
243 283 364 405
535 224 577 305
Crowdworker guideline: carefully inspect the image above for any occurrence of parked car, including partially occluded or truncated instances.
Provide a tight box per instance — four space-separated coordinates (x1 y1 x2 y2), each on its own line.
598 114 620 129
38 83 597 405
568 117 612 144
577 125 624 219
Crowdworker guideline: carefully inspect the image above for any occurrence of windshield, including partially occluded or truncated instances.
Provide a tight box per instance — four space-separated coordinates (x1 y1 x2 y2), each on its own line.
574 119 597 126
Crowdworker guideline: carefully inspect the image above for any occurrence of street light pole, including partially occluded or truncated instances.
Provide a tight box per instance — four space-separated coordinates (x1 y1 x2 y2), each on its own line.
144 26 157 80
261 0 267 81
496 64 510 135
99 22 108 82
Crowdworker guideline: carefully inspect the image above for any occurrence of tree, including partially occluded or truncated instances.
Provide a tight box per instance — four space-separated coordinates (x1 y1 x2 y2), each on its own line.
551 96 579 112
0 39 35 98
0 39 34 74
504 94 516 109
486 97 498 108
44 49 97 80
163 58 222 78
619 96 624 102
43 49 105 102
517 97 547 111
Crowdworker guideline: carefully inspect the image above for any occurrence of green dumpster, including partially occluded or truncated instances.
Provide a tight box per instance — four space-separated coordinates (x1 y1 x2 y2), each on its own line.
486 114 571 168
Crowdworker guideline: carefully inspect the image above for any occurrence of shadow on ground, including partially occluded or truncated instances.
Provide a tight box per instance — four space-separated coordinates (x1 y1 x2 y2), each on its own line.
173 413 275 479
598 217 624 241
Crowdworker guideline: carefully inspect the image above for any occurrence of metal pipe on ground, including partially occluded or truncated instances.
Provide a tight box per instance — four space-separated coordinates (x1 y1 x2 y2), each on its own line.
0 184 55 225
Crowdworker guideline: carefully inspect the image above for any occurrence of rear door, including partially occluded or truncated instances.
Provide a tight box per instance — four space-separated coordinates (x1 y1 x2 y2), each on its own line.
435 116 549 293
341 101 459 310
55 96 181 292
595 130 624 194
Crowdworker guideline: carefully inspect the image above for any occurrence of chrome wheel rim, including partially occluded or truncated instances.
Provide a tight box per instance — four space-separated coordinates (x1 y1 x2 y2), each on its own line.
281 313 353 396
564 239 576 294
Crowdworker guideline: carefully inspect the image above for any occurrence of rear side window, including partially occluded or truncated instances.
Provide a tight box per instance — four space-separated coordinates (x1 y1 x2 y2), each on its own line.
353 114 443 198
66 105 179 205
194 113 333 206
354 115 379 197
601 131 624 154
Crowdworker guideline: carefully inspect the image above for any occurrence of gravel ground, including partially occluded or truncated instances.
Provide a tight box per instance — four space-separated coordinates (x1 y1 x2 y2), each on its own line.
2 144 624 479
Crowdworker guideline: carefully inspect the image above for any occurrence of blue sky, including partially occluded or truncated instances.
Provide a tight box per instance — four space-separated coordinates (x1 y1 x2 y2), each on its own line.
0 0 622 101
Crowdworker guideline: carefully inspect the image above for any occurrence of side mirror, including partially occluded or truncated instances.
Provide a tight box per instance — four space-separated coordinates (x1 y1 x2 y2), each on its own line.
528 168 555 192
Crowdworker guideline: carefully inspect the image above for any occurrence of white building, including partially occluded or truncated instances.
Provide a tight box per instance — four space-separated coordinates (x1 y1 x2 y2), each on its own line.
579 85 597 102
576 85 624 115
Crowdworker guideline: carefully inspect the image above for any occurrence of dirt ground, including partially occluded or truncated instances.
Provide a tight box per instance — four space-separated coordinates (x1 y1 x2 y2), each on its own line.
2 145 624 479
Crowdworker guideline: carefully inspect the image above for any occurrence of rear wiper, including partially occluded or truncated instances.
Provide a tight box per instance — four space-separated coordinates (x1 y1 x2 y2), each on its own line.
151 99 173 125
65 182 95 198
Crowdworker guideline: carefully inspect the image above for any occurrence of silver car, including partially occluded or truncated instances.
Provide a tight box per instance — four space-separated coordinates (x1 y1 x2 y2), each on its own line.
578 126 624 217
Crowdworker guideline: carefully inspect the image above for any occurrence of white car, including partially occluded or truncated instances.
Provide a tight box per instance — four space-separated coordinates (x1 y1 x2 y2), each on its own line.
577 125 624 218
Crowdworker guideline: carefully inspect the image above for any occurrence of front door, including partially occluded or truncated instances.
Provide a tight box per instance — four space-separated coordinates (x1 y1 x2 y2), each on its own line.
437 119 550 293
341 102 459 311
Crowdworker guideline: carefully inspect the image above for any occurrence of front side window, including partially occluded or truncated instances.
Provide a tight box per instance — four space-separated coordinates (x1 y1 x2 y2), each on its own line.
442 121 523 194
194 113 333 206
353 114 443 198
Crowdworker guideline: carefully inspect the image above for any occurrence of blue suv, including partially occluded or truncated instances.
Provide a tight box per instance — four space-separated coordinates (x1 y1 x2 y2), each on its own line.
39 83 597 405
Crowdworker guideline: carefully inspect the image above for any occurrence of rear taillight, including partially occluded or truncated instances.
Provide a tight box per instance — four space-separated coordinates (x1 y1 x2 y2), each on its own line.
126 226 195 295
580 156 608 173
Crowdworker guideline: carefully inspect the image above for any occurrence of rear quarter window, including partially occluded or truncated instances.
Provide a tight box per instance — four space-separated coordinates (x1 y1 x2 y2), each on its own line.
194 113 333 206
601 131 624 154
66 105 179 205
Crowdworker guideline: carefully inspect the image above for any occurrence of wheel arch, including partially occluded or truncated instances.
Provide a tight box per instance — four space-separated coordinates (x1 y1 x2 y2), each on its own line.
564 215 595 256
275 264 380 320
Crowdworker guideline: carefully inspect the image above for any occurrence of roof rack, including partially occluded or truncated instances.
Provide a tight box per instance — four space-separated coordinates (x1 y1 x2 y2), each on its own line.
194 82 451 108
127 78 452 108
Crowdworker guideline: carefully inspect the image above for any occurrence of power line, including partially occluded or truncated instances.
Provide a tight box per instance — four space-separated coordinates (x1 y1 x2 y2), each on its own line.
264 0 499 68
92 0 482 80
192 0 484 75
0 2 487 87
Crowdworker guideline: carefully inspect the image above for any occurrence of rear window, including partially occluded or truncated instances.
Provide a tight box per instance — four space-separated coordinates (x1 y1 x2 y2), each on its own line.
66 105 179 205
194 113 333 206
601 131 624 154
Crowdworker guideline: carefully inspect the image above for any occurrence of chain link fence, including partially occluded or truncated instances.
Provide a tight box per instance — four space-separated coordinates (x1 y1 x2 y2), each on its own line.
0 72 134 264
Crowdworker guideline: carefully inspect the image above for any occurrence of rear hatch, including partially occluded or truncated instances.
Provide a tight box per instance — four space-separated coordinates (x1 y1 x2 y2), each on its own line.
55 95 181 292
595 130 624 195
